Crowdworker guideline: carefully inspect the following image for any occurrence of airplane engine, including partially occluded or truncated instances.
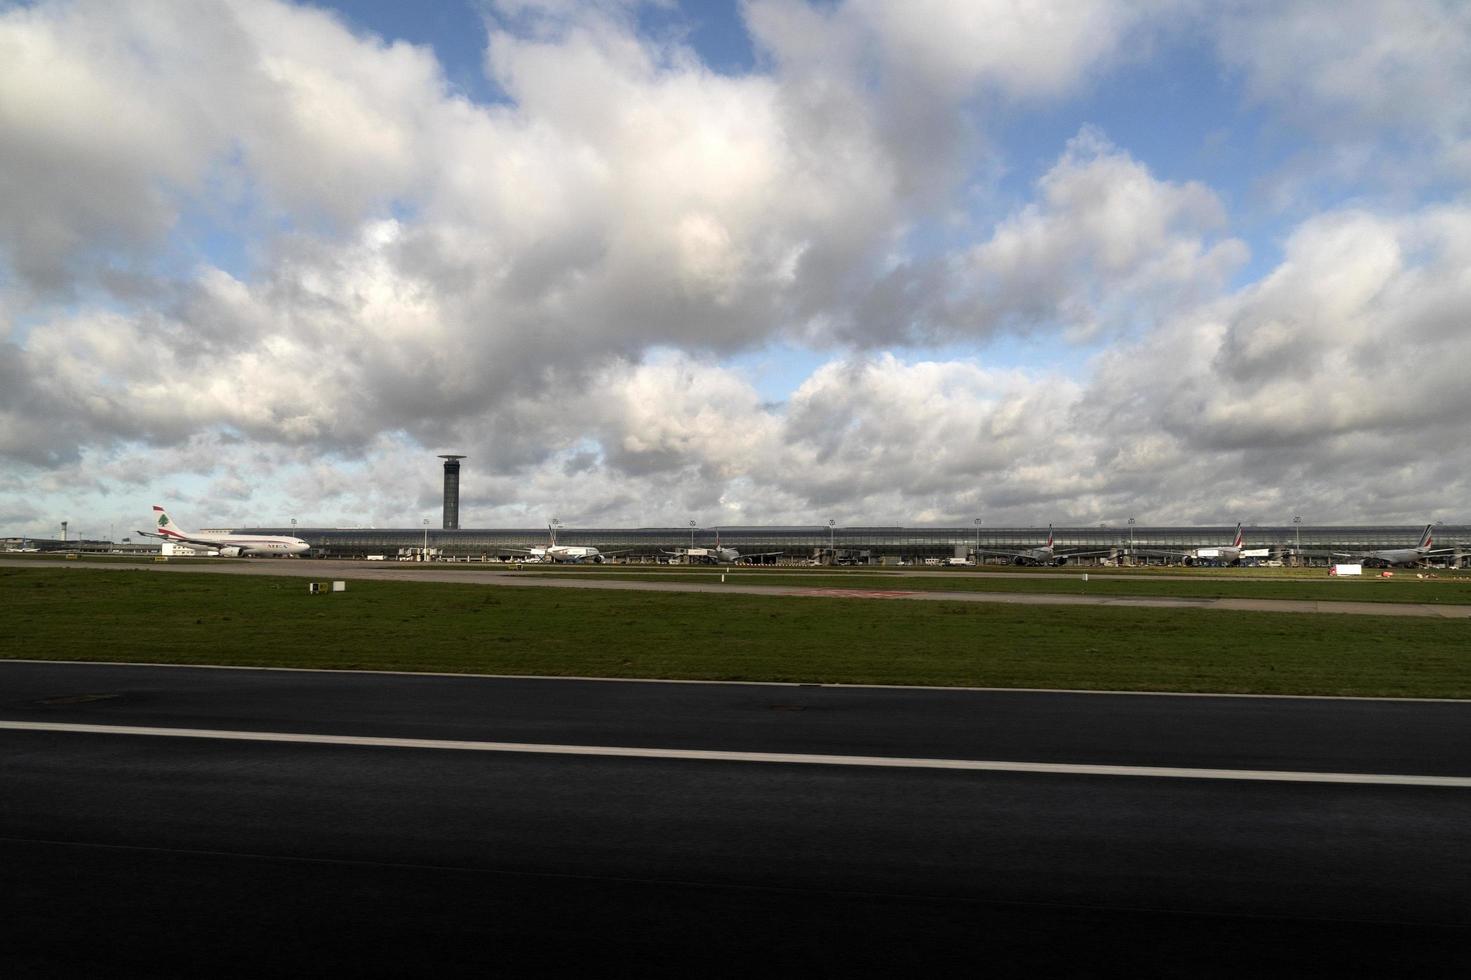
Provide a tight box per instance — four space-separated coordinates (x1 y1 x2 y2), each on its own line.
1053 556 1069 566
1183 556 1196 567
1011 556 1027 566
591 555 605 564
218 546 246 558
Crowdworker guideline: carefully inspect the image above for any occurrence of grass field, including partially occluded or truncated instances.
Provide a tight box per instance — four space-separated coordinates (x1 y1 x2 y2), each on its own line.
0 553 239 565
3 566 1468 697
522 567 1471 605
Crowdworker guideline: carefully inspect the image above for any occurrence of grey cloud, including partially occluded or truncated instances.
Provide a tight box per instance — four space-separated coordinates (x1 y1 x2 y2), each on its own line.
1214 0 1471 193
831 130 1246 346
0 0 449 297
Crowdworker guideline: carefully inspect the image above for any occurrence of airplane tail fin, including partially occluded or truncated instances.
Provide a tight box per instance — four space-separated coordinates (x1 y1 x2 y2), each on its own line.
151 505 191 541
1233 522 1244 549
1047 524 1054 549
547 522 558 547
1419 524 1434 551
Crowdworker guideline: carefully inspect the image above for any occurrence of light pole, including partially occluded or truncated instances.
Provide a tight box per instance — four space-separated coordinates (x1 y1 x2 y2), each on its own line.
1128 517 1135 553
974 518 981 560
689 520 696 551
60 520 68 542
1293 516 1301 564
422 518 429 560
828 519 835 564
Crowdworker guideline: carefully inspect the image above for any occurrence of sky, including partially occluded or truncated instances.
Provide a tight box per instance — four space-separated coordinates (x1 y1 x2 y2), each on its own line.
3 0 1470 537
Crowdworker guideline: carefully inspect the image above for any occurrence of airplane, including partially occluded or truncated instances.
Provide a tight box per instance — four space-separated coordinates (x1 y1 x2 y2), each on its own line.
1134 523 1262 566
664 531 782 565
137 506 310 557
1331 524 1452 567
976 525 1112 566
506 524 630 564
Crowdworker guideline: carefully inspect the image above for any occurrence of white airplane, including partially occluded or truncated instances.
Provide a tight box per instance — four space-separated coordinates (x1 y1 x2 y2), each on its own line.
664 531 782 565
507 524 629 564
977 525 1111 566
1137 523 1259 566
1333 524 1450 567
137 506 310 557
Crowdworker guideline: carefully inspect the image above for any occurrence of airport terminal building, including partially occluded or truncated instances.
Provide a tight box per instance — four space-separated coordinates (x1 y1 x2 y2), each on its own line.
120 456 1450 565
228 523 1471 565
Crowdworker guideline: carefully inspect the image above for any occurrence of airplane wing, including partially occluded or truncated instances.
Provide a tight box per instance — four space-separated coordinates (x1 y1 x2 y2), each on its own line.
734 551 784 560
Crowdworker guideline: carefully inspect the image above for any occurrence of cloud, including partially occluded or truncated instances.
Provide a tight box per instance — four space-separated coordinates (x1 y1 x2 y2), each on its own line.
843 0 1157 101
0 0 451 295
837 129 1247 344
1074 202 1471 519
6 1 1218 470
1218 0 1471 138
1215 0 1471 189
747 0 1170 101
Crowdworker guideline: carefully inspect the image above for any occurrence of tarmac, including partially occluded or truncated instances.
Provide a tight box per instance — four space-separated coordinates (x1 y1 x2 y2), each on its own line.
3 661 1468 974
5 557 1471 618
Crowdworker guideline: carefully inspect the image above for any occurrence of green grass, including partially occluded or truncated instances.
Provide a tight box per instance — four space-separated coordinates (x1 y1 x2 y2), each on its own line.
0 553 240 565
522 567 1471 605
522 561 1471 580
3 567 1468 698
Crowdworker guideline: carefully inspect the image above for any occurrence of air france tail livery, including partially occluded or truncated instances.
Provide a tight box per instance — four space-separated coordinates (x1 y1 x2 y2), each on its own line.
139 506 310 557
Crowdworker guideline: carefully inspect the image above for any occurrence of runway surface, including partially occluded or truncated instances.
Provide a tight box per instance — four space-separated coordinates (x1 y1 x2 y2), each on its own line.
6 557 1469 618
3 661 1468 974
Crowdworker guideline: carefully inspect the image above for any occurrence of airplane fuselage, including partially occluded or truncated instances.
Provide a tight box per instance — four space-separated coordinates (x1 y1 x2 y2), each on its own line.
1185 546 1243 565
544 546 606 563
1363 548 1425 567
148 506 308 557
1012 548 1066 566
174 532 310 557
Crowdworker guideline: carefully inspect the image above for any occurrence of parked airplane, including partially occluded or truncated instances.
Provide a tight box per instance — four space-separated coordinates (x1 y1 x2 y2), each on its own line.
977 525 1112 566
507 524 630 564
1136 523 1260 566
664 531 782 565
137 506 310 557
1333 524 1449 567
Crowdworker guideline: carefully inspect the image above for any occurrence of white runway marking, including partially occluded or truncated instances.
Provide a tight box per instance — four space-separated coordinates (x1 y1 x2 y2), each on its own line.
3 720 1468 787
7 658 1470 701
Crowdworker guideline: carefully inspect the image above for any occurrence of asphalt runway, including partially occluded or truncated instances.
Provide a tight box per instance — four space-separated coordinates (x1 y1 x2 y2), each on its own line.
2 661 1468 975
6 557 1470 618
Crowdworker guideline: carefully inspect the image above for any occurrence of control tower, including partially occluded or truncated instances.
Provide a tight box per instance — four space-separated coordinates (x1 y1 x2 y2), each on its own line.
439 455 466 529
